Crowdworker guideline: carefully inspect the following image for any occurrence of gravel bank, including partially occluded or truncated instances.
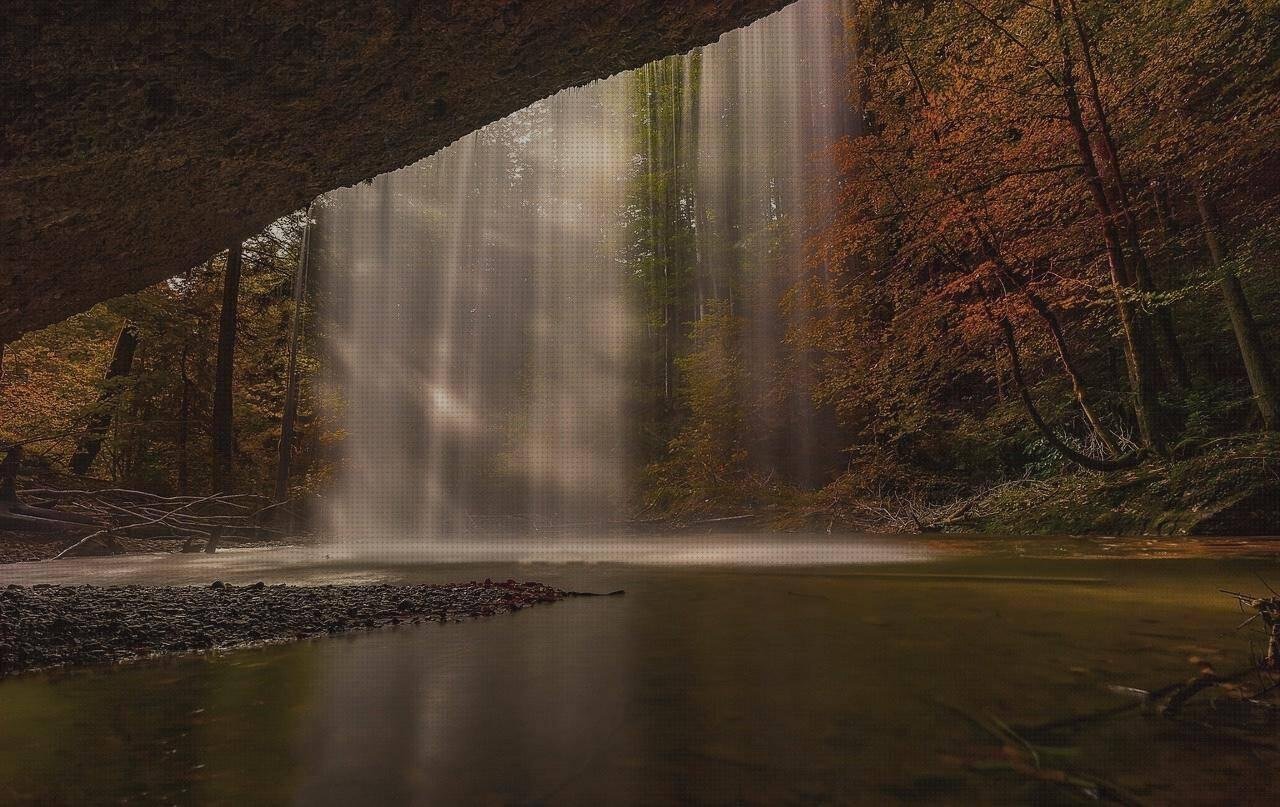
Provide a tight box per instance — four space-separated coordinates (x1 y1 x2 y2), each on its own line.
0 580 567 677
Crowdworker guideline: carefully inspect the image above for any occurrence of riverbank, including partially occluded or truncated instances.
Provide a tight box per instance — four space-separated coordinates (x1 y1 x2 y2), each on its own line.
644 438 1279 537
957 439 1279 536
1 440 1273 569
0 580 565 677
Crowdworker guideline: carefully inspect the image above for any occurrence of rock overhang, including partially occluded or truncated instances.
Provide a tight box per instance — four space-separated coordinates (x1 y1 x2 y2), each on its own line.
1 0 795 342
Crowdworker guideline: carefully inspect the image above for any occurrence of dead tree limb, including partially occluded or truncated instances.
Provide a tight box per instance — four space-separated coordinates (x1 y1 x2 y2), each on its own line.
51 492 224 560
999 317 1144 472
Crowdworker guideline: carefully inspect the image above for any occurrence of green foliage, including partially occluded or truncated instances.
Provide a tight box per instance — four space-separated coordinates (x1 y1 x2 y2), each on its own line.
644 303 751 515
1175 384 1254 446
623 55 708 461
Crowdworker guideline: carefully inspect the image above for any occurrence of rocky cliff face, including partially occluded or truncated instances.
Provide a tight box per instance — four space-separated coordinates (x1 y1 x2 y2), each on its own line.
1 0 792 342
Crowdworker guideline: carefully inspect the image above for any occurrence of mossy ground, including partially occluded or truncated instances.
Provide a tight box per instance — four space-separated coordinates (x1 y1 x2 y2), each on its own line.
660 435 1280 537
961 437 1279 536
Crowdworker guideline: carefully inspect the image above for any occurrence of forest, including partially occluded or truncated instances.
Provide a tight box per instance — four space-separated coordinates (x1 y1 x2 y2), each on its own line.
2 0 1277 540
632 0 1279 533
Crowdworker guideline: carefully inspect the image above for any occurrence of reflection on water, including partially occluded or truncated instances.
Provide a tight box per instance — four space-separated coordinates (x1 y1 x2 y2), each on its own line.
1 539 1278 804
311 532 938 567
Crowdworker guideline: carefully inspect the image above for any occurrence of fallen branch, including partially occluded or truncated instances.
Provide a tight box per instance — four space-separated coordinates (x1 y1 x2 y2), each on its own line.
1221 587 1280 669
931 698 1143 805
52 492 225 560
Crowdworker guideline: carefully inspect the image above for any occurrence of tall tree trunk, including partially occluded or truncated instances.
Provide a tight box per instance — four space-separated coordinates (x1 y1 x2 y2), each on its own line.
1 446 20 503
643 63 667 408
662 59 681 406
69 322 139 475
1053 0 1166 454
212 243 242 492
275 210 312 504
1149 176 1186 291
124 367 146 482
685 52 711 318
1066 0 1190 390
1195 187 1278 430
1151 177 1181 242
1022 287 1121 455
897 6 1128 455
177 344 190 494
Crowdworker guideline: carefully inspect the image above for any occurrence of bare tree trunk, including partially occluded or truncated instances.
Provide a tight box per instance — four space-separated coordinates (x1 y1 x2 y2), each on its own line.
998 317 1141 471
1195 187 1278 430
685 53 711 319
1066 0 1190 391
212 244 242 492
0 446 19 503
643 63 668 407
1149 176 1187 298
993 345 1006 402
1023 288 1121 455
660 61 679 406
124 368 146 482
69 322 139 475
1054 0 1166 454
275 209 312 505
895 8 1124 455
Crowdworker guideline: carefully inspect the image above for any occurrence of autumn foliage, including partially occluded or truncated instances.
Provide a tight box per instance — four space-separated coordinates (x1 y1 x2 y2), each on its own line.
786 0 1280 503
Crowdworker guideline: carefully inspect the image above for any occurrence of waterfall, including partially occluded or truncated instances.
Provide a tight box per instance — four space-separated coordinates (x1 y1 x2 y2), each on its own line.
317 0 852 550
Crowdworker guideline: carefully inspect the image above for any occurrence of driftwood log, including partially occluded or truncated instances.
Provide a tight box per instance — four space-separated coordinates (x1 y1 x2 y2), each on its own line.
1 457 286 558
1222 587 1280 670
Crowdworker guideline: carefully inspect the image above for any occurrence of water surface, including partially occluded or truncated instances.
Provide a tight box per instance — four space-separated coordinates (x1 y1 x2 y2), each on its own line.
1 535 1277 805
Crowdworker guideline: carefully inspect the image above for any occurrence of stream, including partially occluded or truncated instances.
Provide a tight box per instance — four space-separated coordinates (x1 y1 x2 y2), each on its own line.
1 535 1277 804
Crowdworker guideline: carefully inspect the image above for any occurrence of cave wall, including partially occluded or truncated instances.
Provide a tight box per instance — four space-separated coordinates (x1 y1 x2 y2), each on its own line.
0 0 793 343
